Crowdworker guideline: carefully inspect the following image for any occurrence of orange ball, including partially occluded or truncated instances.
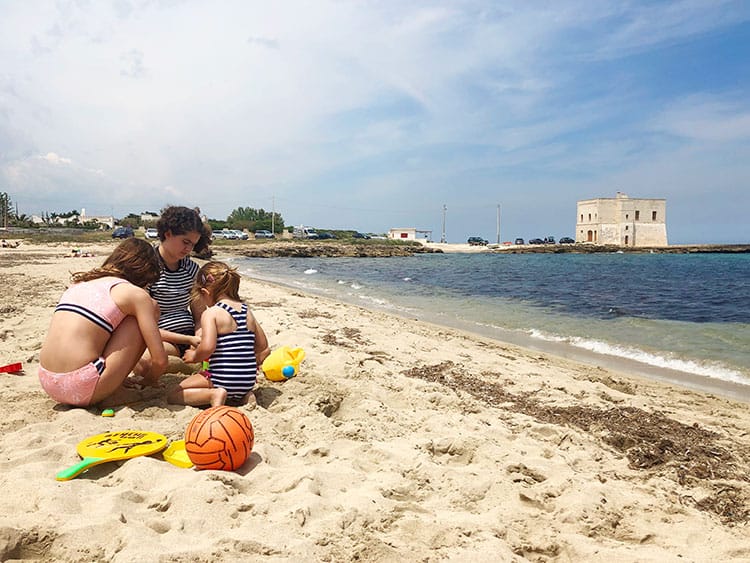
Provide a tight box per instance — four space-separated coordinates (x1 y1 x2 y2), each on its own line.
184 406 254 471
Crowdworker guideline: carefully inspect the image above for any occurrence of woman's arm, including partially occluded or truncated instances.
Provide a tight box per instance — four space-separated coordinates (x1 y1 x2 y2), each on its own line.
160 328 200 349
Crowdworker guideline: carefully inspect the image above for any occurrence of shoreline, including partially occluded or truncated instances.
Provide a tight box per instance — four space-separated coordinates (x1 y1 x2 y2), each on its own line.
422 241 750 254
227 254 750 405
2 242 750 561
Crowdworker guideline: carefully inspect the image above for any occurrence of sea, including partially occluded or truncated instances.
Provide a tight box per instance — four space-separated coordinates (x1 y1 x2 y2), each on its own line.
228 252 750 400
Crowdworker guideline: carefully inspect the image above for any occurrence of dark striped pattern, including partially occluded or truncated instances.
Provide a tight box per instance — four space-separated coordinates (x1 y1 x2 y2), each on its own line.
54 303 114 333
149 253 199 335
209 302 257 400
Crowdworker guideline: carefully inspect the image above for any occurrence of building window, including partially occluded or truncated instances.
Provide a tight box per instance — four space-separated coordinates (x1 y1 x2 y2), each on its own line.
625 214 629 220
635 210 640 221
588 213 591 221
580 214 583 222
652 211 657 221
625 225 629 230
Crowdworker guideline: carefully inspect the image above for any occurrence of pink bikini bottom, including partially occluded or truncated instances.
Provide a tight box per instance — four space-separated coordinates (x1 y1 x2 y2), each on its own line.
38 357 105 407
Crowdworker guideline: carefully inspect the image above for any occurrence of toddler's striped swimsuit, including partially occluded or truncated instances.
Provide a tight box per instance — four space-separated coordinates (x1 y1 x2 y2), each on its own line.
209 302 257 401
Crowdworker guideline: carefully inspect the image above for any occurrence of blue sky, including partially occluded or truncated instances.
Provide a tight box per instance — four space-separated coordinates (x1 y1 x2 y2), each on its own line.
1 1 749 244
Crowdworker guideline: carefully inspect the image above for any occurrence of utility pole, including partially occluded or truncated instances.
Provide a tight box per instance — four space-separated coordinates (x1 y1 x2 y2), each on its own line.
496 204 501 245
440 204 447 243
271 196 275 234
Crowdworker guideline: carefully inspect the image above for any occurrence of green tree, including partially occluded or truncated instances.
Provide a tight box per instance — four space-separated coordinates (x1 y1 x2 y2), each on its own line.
120 213 142 227
0 192 14 228
226 206 284 233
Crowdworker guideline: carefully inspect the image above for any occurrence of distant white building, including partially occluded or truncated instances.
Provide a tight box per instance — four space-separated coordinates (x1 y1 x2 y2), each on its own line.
388 228 433 241
576 192 667 247
389 228 417 240
31 209 114 229
80 209 115 229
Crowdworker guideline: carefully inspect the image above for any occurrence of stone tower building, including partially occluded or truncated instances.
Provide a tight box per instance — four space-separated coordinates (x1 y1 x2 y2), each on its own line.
576 192 667 247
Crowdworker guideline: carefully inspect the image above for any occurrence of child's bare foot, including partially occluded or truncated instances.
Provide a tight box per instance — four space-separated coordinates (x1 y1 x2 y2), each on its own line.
242 390 257 410
210 387 227 407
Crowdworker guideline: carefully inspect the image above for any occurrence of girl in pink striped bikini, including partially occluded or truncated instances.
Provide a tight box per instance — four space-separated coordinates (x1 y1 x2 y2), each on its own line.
38 238 168 407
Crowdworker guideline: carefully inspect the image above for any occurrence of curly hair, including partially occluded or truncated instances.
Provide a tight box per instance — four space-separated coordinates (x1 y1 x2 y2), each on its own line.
157 205 212 253
72 238 161 288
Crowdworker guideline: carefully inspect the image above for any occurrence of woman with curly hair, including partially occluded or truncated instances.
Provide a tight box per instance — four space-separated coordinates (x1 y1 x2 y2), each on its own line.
134 205 212 382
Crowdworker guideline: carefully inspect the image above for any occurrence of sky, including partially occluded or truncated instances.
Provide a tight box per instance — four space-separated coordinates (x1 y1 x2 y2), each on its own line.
1 1 749 244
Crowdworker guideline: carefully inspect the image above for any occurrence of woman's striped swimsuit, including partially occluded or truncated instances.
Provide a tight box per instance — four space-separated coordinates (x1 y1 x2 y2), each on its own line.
209 302 257 401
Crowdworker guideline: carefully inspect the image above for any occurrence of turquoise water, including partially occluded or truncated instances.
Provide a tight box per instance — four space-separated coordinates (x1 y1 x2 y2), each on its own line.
230 252 750 392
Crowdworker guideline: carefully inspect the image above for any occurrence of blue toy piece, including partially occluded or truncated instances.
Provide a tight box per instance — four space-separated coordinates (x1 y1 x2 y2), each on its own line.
282 365 295 378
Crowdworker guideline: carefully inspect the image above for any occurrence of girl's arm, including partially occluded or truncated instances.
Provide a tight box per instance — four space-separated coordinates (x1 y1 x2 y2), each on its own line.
249 312 271 365
183 309 218 364
127 288 169 378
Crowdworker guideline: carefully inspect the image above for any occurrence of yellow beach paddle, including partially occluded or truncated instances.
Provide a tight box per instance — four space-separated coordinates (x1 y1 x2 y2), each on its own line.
56 430 168 481
163 439 193 468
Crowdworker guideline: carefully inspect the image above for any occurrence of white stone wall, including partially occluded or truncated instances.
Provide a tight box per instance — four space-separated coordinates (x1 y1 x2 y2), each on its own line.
576 193 667 246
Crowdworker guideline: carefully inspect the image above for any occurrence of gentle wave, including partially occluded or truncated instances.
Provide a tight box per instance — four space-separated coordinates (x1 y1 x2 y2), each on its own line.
527 329 749 385
233 254 750 393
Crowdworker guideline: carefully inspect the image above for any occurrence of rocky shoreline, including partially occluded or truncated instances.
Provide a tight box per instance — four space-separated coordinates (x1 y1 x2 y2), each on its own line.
213 240 750 258
215 240 442 258
487 243 750 254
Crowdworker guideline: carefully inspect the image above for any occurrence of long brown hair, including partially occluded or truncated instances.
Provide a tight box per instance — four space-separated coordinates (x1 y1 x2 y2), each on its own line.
192 261 241 303
72 238 161 288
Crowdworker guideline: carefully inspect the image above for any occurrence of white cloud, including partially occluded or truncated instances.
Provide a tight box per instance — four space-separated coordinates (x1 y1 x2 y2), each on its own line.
651 95 750 143
0 1 748 242
41 152 72 165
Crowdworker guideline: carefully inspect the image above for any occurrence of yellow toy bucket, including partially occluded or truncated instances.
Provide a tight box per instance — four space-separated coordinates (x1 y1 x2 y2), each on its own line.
262 346 305 381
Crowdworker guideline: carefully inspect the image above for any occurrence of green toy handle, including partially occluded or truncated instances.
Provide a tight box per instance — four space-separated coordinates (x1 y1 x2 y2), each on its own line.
55 457 101 481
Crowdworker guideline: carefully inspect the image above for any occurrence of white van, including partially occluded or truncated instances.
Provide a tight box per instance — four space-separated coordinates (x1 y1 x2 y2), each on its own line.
293 225 318 239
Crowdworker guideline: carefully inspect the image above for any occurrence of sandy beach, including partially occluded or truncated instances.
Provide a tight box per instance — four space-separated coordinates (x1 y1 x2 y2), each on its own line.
1 242 749 562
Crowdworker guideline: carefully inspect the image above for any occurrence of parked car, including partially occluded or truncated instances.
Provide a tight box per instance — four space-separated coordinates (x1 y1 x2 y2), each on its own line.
467 236 488 246
559 237 575 244
317 232 334 239
233 230 249 240
543 236 556 244
112 226 134 239
353 232 371 239
514 238 525 245
254 230 275 239
145 228 159 239
528 238 544 244
212 229 237 240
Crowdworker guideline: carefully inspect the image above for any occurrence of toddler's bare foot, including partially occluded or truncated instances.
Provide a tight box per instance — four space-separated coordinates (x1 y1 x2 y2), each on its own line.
210 387 227 407
243 390 257 410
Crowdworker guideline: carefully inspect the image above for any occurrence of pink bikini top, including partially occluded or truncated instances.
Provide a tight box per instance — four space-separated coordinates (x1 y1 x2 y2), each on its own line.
55 277 129 333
